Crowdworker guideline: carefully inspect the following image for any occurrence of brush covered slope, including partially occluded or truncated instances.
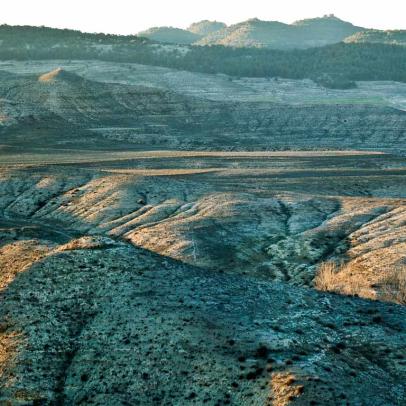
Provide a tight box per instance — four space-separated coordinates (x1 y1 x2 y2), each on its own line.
187 20 227 36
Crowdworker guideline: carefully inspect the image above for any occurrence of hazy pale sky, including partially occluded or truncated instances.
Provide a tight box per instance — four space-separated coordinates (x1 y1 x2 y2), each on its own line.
1 0 405 34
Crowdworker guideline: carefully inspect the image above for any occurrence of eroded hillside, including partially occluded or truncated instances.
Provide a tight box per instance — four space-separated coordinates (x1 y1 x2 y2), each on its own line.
1 151 406 404
0 64 405 152
1 151 405 293
0 59 405 405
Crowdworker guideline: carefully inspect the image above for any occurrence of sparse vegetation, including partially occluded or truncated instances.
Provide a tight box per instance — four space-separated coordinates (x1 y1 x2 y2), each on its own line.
380 266 406 305
315 261 374 298
314 261 340 291
137 26 201 44
315 261 406 304
196 15 363 49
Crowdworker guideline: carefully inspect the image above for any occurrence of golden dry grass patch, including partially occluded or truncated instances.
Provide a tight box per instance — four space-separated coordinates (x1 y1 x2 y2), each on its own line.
314 261 375 299
379 266 406 305
315 261 406 304
269 372 304 406
0 240 50 291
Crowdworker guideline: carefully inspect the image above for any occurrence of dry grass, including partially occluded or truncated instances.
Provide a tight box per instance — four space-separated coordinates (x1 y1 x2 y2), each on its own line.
269 373 304 406
315 261 406 304
314 261 372 298
0 241 50 291
314 261 339 292
379 266 406 305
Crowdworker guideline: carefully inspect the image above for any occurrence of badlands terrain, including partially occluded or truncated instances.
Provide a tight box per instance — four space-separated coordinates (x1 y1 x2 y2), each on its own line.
0 62 405 405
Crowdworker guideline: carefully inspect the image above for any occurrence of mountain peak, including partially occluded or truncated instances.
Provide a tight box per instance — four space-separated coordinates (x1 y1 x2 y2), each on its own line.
293 14 353 26
187 20 226 36
137 26 201 44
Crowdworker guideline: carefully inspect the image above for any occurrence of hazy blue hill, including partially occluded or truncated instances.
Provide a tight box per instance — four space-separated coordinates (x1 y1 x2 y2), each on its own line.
187 20 227 36
344 29 406 46
137 26 202 44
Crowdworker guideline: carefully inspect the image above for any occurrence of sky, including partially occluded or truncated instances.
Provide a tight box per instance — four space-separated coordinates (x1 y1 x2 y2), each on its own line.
1 0 405 34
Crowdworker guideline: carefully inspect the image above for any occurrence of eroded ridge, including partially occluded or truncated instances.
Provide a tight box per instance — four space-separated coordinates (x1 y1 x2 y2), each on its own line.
0 151 405 404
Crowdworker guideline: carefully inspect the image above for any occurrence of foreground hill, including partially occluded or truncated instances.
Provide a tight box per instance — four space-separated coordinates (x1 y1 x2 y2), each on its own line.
345 29 406 46
196 15 363 49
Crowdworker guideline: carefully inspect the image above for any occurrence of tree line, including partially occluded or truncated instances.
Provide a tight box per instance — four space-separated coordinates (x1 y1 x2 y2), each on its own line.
1 25 405 88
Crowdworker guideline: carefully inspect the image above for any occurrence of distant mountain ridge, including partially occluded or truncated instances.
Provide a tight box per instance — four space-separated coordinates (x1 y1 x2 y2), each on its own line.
138 15 367 49
137 15 405 49
1 23 405 88
195 15 364 49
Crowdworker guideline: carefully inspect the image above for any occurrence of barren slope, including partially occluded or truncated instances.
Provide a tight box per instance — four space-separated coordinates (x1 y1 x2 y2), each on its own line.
0 65 405 152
